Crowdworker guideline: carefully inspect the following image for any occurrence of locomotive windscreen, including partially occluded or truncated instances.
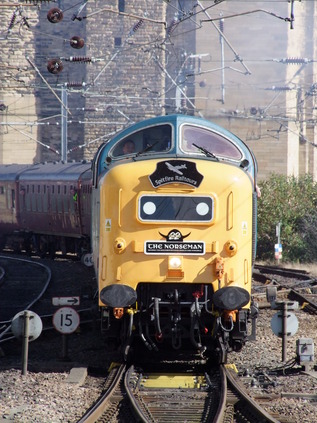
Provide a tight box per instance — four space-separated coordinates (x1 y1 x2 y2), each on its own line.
181 125 243 160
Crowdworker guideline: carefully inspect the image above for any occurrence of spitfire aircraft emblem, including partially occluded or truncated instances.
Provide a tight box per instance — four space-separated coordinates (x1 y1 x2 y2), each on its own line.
149 160 203 188
165 162 187 175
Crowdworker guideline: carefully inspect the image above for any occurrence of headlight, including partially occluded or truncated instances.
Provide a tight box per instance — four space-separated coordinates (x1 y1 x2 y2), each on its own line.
167 255 184 278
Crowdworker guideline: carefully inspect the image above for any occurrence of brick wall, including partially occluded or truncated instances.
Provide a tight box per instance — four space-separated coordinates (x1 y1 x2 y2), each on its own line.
0 1 316 181
0 4 39 163
195 1 315 180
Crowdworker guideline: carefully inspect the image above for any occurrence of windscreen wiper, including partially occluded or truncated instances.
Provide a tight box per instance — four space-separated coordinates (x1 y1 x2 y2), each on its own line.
193 143 219 160
135 141 158 157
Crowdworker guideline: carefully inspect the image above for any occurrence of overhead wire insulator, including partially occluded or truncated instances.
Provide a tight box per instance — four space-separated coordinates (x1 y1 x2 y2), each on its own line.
279 58 309 65
70 36 85 49
47 8 64 23
47 59 63 74
65 81 86 88
7 9 18 34
65 56 92 63
270 86 292 91
166 16 179 36
23 1 54 3
219 18 224 33
128 19 144 37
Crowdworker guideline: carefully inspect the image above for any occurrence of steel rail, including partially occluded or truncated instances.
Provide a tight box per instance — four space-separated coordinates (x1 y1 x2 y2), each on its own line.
124 365 152 423
253 264 317 314
224 366 281 423
213 365 227 423
77 363 126 423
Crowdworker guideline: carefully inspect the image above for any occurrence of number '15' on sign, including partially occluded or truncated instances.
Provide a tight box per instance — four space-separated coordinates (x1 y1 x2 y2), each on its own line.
52 307 80 334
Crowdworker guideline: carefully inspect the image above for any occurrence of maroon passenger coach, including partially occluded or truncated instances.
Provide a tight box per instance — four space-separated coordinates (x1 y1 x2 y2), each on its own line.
0 161 92 256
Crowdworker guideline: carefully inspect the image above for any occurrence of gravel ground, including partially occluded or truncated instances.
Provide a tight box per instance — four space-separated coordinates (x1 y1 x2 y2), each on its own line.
228 307 317 423
0 257 316 422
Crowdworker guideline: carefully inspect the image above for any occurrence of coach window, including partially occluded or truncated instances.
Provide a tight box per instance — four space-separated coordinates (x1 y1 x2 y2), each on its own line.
43 185 48 212
8 189 15 209
57 185 62 213
69 185 75 213
19 186 26 211
31 185 36 212
0 186 4 212
37 185 42 212
63 185 68 214
26 185 31 211
51 185 56 213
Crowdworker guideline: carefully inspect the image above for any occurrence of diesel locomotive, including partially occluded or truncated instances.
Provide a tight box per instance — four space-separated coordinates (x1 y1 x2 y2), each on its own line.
91 114 259 362
0 114 258 362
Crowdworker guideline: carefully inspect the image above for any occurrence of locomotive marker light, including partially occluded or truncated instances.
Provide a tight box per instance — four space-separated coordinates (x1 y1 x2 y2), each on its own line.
11 310 43 375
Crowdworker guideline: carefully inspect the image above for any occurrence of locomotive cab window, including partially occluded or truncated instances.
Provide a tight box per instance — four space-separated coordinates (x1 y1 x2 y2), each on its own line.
181 125 242 161
111 124 172 158
138 194 214 223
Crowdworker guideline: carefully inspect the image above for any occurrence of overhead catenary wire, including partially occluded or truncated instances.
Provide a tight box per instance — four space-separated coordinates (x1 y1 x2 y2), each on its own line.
0 0 313 158
7 124 60 154
196 0 251 75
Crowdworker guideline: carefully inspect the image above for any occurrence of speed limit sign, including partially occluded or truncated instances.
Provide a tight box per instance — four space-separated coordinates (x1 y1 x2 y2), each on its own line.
53 307 80 334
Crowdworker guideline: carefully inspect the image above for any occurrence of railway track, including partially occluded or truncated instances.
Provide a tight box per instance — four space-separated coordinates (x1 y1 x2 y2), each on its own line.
0 257 315 421
125 364 224 422
78 363 136 423
78 363 283 422
0 254 98 346
253 264 317 314
0 255 51 341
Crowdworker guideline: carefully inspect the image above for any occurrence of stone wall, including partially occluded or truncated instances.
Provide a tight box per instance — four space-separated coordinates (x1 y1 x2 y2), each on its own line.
0 0 166 164
0 3 39 163
82 0 167 160
0 1 316 181
195 1 315 180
